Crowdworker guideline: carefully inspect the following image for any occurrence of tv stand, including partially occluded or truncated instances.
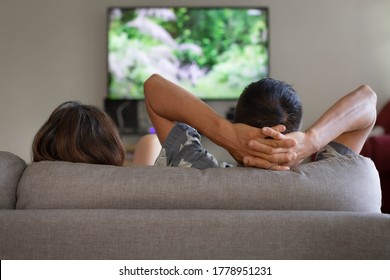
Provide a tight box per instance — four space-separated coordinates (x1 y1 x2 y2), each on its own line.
104 99 139 134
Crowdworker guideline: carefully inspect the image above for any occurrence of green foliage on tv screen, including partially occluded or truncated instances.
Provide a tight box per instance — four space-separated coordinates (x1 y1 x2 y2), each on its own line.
108 7 269 99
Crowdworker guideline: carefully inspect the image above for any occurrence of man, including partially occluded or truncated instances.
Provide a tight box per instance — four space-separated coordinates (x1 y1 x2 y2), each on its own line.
144 74 376 170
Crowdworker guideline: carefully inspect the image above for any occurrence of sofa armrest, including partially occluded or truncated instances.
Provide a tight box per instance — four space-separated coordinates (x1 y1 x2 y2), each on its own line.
0 152 26 209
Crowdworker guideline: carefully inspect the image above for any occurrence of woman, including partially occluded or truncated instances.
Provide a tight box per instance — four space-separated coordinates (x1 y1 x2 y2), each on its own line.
32 101 127 166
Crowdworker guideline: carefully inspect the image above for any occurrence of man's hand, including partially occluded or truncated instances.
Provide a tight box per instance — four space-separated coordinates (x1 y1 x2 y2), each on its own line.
243 128 317 168
226 123 297 171
282 130 317 165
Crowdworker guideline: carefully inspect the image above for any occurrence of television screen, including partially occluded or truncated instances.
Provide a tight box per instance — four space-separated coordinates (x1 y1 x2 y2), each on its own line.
107 7 269 100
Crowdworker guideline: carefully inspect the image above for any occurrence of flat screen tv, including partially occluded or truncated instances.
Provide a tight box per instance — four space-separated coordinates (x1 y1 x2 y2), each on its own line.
107 7 269 100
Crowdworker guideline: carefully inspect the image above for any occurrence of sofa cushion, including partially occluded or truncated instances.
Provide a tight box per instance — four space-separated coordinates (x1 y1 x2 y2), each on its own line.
0 151 27 209
16 155 381 212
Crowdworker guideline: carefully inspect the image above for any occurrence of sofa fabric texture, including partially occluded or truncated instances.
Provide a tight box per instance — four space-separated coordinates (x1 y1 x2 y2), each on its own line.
16 155 381 212
0 151 26 209
362 135 390 213
1 151 389 259
1 209 389 260
361 100 390 213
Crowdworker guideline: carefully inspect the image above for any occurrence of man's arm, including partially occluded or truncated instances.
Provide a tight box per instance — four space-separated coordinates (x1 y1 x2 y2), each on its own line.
244 85 377 166
143 74 297 170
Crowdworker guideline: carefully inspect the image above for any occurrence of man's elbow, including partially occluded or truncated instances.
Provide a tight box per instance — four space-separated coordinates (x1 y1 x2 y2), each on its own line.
359 84 377 124
145 73 163 84
143 74 162 97
359 84 377 104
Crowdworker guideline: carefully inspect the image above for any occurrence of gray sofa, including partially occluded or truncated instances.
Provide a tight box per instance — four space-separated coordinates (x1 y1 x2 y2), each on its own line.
1 151 389 259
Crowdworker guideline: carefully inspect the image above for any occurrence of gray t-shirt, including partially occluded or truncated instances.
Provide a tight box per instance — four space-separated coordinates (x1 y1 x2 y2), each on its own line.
154 122 355 170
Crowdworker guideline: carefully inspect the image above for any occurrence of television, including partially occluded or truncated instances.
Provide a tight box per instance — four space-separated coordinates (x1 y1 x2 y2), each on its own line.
107 7 269 100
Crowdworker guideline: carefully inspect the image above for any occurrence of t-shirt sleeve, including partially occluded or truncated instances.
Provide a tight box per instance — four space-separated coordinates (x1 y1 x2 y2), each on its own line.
154 122 219 169
314 141 356 161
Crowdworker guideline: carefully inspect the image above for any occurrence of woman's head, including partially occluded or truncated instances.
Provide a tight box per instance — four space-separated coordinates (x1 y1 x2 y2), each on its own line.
32 101 126 166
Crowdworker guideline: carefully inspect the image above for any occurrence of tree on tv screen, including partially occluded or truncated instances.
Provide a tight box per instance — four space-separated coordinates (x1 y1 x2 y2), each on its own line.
108 8 269 99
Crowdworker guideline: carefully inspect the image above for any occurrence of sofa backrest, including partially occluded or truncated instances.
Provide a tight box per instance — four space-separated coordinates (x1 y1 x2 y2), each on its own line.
0 151 27 209
16 155 381 212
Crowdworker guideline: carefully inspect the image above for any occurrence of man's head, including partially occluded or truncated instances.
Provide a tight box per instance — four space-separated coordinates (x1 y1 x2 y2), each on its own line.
234 78 303 133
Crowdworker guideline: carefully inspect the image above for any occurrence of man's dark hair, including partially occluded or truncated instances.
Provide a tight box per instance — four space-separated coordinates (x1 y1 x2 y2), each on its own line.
234 78 303 133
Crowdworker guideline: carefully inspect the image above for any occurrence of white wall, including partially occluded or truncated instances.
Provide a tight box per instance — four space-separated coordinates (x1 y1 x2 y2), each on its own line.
1 0 389 162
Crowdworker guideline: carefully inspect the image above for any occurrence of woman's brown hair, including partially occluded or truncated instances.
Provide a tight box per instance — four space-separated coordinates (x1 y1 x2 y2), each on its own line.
32 101 126 166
